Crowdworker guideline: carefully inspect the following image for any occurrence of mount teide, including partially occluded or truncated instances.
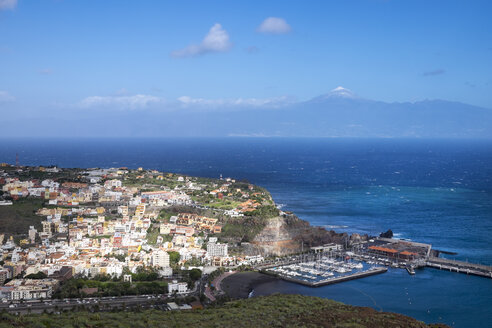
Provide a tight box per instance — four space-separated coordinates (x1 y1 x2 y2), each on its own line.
208 87 492 138
6 87 492 138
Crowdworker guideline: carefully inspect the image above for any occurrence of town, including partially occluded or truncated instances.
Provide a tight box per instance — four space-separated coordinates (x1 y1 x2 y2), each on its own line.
0 163 269 310
1 163 491 314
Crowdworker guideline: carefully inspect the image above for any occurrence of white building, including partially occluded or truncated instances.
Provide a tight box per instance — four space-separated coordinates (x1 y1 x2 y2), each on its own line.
224 209 244 217
152 249 170 268
3 279 58 300
123 274 132 283
207 243 228 257
11 248 21 263
104 179 122 189
160 223 175 235
168 280 187 294
42 221 52 238
0 269 10 285
159 267 173 277
28 226 37 243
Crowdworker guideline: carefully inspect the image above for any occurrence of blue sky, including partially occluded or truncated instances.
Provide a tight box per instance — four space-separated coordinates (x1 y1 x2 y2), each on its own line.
0 0 491 116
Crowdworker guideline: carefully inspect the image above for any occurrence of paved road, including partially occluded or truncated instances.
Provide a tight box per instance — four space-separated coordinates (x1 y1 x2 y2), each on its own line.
0 294 169 314
204 285 216 302
203 271 237 302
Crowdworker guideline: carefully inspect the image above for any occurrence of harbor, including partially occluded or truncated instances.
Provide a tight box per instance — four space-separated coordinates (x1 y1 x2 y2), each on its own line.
262 253 388 287
256 237 492 288
264 262 387 287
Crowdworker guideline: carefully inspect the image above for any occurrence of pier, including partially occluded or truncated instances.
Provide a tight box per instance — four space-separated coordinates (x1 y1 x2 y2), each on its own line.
255 259 303 270
263 266 388 287
258 249 390 288
253 237 492 291
426 257 492 278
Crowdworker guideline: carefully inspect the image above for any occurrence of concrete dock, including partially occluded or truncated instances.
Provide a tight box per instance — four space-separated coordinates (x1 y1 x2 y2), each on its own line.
263 267 388 287
426 257 492 278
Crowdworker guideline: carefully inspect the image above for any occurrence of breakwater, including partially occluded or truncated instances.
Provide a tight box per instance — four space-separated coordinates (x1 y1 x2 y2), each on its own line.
426 257 492 278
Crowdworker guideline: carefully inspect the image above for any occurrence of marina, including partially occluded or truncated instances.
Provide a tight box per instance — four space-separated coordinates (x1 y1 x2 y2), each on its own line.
258 237 492 288
263 255 387 287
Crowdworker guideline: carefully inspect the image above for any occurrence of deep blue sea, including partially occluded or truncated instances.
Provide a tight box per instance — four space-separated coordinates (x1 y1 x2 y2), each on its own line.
1 138 491 327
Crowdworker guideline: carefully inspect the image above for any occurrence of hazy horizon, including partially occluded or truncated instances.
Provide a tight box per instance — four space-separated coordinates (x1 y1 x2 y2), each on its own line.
1 0 492 139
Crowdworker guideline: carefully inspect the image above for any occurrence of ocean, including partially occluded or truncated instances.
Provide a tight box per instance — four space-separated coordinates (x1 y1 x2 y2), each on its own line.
1 137 491 327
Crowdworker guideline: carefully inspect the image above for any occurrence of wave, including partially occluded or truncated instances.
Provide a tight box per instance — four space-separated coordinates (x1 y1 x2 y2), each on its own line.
393 233 411 241
324 225 349 229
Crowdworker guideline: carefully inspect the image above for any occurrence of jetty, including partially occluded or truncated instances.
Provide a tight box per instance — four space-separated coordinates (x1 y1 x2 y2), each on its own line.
426 257 492 278
263 266 388 287
253 237 492 290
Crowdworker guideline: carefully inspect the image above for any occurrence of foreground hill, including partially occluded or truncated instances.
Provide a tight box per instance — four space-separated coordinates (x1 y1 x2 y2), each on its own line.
0 294 447 328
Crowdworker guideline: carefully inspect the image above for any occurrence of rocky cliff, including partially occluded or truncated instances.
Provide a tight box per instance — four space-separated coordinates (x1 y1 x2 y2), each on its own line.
247 213 361 256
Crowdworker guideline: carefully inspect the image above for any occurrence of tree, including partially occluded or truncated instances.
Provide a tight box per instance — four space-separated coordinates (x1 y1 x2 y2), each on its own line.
24 272 48 279
167 251 180 264
189 268 202 281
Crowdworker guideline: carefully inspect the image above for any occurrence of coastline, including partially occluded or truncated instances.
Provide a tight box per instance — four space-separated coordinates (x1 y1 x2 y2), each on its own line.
220 271 278 299
0 141 489 326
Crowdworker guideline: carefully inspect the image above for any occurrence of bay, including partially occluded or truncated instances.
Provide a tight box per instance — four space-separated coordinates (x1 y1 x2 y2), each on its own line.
1 137 491 327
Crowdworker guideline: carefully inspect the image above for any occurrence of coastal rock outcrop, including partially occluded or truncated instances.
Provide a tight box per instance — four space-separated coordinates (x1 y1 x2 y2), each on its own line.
249 215 303 255
248 213 357 256
379 229 394 239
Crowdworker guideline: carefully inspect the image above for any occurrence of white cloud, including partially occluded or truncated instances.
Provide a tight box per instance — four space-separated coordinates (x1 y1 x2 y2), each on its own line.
0 90 15 102
171 23 232 58
78 94 164 110
0 0 17 10
75 93 294 111
177 95 294 109
257 17 291 34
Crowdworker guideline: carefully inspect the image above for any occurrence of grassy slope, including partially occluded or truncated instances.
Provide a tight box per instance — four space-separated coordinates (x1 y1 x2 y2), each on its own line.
0 198 44 237
0 294 447 328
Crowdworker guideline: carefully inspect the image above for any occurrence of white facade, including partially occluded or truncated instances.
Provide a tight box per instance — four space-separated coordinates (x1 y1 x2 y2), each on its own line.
3 279 58 300
104 179 122 189
152 249 170 268
207 243 228 257
168 280 187 294
42 221 52 237
160 223 174 235
28 226 37 243
159 267 173 277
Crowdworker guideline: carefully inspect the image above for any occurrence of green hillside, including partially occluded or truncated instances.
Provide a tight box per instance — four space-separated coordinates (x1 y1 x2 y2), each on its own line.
0 294 447 328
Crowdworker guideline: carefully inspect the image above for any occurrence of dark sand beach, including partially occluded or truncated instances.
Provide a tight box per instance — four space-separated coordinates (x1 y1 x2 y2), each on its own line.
220 271 278 299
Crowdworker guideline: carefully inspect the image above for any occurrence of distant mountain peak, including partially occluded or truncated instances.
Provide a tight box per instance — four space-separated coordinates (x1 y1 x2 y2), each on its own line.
307 86 359 103
328 86 356 98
